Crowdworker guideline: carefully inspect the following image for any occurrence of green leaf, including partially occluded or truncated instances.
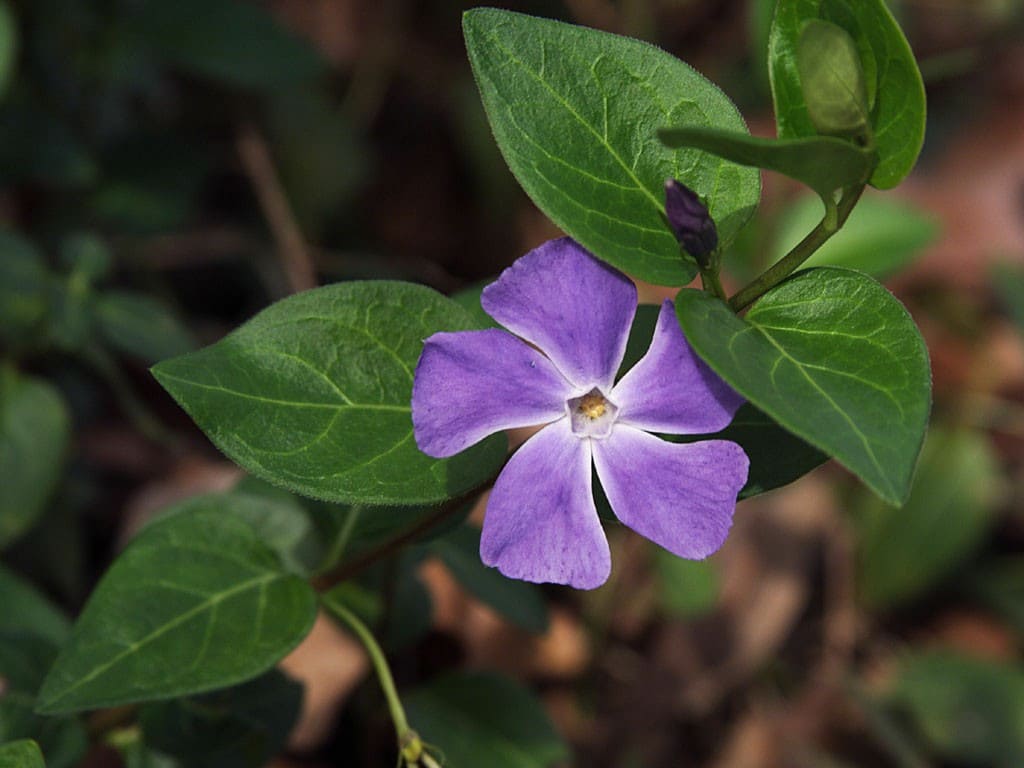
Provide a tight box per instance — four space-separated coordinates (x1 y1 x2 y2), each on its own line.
0 233 51 350
796 20 869 138
131 0 323 90
154 491 323 578
706 403 828 499
36 508 317 714
0 740 45 768
675 268 931 504
771 193 939 277
0 369 71 549
95 291 196 363
857 427 999 610
451 280 499 330
430 526 549 634
406 672 569 768
0 565 69 646
659 127 874 204
139 669 303 768
768 0 926 188
464 8 760 286
890 652 1024 766
623 306 827 497
152 281 506 505
654 549 718 617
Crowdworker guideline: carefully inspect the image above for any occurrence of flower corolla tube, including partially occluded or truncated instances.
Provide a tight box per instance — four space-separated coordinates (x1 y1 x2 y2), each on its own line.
412 238 749 589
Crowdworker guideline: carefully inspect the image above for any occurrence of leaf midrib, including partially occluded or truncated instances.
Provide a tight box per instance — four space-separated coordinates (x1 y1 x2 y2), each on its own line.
481 26 663 213
42 571 281 708
156 371 410 413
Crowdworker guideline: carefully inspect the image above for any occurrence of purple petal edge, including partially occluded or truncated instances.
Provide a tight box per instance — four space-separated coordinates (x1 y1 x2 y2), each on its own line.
612 300 743 435
481 238 636 391
593 425 748 559
480 420 611 589
412 329 569 458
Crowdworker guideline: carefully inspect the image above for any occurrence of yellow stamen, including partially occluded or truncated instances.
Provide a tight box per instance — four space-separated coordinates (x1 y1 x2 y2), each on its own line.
579 392 606 419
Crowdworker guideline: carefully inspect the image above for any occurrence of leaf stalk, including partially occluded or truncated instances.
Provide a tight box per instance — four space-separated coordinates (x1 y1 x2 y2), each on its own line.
728 184 865 312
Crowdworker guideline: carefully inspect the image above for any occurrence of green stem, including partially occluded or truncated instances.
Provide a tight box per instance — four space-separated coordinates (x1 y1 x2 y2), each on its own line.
700 265 727 302
325 597 431 765
311 479 494 592
318 505 362 574
728 184 865 312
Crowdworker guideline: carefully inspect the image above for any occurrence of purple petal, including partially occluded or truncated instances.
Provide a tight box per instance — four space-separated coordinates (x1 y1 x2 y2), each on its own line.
412 329 570 458
612 300 743 435
480 420 610 589
481 238 636 391
593 425 748 559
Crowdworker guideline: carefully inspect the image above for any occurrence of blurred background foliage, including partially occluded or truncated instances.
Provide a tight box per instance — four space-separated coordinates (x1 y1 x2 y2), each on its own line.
2 0 1024 766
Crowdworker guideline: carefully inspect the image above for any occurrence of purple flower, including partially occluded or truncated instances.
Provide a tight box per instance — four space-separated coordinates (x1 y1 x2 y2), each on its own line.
664 179 718 263
412 238 749 589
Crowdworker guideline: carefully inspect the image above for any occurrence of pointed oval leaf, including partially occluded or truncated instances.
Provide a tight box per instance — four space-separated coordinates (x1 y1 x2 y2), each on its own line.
769 0 925 188
658 128 874 201
464 8 760 286
152 282 506 505
676 268 930 504
0 370 70 549
36 508 317 714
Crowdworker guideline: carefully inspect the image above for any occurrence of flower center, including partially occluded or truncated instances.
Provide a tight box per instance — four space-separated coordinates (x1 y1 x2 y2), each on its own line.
567 388 618 439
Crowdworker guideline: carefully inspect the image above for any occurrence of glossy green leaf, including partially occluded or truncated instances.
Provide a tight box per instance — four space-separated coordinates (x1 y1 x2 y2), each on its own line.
96 291 196 364
771 193 938 277
857 427 999 610
0 369 71 549
154 491 322 578
654 549 718 617
796 20 869 138
464 8 760 286
890 652 1024 765
131 0 323 89
152 282 506 505
0 740 45 768
625 306 827 497
768 0 926 188
139 669 302 768
431 526 549 634
659 128 874 200
706 404 828 498
406 672 569 768
36 508 317 714
451 280 499 330
676 268 931 504
0 565 69 646
0 2 16 99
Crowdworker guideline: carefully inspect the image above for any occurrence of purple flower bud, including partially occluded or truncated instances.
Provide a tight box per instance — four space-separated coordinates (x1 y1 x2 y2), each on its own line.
664 179 718 264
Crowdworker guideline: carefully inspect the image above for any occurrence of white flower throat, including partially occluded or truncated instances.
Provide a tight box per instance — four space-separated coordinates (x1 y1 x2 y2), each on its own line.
567 387 618 439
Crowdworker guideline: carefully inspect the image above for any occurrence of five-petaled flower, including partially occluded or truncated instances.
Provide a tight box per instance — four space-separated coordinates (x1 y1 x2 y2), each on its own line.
411 238 749 589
